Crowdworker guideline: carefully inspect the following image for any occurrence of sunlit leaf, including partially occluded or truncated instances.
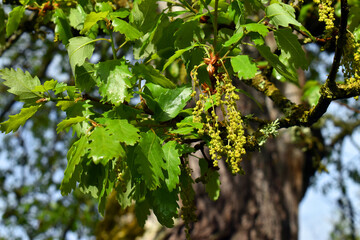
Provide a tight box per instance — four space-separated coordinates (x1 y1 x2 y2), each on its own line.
67 37 95 73
0 68 41 101
0 105 42 133
231 55 258 79
6 6 25 37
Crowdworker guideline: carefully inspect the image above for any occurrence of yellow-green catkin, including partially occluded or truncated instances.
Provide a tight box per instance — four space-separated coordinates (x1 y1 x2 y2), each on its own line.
192 72 246 174
314 0 335 30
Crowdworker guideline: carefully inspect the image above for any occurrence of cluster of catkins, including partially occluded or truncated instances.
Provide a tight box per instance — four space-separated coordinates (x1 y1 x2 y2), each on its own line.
341 32 360 85
192 69 246 174
314 0 335 30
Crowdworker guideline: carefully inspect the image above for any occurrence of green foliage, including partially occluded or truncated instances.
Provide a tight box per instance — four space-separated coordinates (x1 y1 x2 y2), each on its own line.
1 0 360 235
6 6 25 37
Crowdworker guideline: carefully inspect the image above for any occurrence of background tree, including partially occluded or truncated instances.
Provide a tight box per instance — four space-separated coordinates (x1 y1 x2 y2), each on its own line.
0 0 360 240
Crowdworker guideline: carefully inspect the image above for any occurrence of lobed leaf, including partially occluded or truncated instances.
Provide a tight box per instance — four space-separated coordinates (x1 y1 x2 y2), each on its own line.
162 141 181 192
61 136 88 195
88 126 126 165
133 63 176 89
53 8 73 45
67 37 96 74
256 44 298 85
56 116 87 133
0 68 41 101
0 105 42 134
112 18 143 41
266 3 301 28
150 187 179 227
81 11 109 34
96 60 133 106
274 28 308 69
135 131 165 190
231 55 258 79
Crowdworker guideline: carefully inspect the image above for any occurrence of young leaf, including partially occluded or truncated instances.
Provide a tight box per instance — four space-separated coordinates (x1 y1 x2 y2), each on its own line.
266 3 301 28
96 60 133 106
112 18 143 41
162 141 181 192
256 45 298 85
130 0 159 33
53 8 73 45
223 31 244 47
61 136 88 195
6 6 25 37
0 68 41 101
135 131 165 190
156 85 192 122
132 63 176 89
150 187 179 228
69 5 86 31
32 79 58 93
162 45 198 72
88 126 126 165
0 105 42 134
104 119 140 145
244 23 269 37
67 37 96 73
56 116 87 133
274 28 308 69
231 55 258 79
81 11 109 34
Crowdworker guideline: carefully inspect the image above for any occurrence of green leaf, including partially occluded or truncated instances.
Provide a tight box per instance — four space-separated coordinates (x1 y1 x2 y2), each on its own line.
130 0 159 33
0 68 41 101
150 187 179 227
69 5 86 31
244 23 269 37
108 9 130 19
135 199 151 227
162 141 181 192
104 119 140 146
96 60 133 106
53 8 73 45
199 158 220 201
56 116 87 133
135 131 165 190
156 85 192 122
67 37 96 74
81 11 109 34
256 44 298 85
75 62 97 92
0 105 42 134
133 63 176 89
6 6 25 37
32 80 58 93
223 30 244 47
266 3 301 28
274 28 308 69
112 18 143 41
231 55 258 79
88 126 126 165
61 136 88 195
302 80 321 106
162 45 198 71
